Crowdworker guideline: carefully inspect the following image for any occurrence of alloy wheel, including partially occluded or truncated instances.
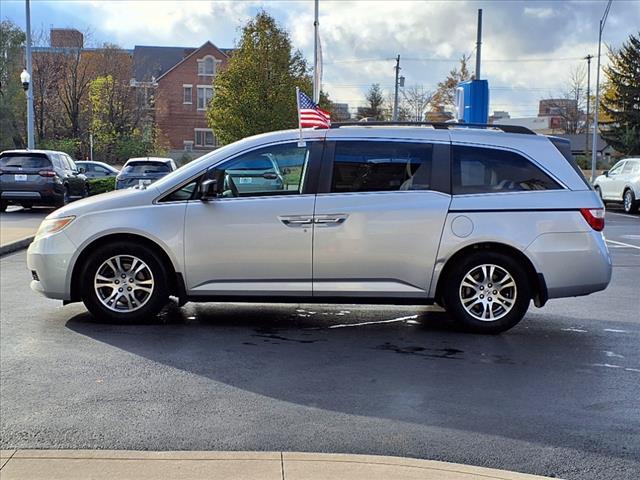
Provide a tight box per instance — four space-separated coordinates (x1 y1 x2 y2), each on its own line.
459 264 517 321
94 255 154 312
624 190 632 212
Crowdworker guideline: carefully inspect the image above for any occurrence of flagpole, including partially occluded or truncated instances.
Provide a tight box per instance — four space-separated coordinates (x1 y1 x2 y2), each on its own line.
296 87 304 146
313 0 320 103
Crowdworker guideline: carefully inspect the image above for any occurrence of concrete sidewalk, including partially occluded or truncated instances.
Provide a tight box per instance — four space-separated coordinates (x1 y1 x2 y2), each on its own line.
0 207 49 255
0 450 554 479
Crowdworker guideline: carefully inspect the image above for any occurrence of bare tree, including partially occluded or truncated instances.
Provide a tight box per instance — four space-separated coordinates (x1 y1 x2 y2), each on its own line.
543 65 588 134
402 85 433 122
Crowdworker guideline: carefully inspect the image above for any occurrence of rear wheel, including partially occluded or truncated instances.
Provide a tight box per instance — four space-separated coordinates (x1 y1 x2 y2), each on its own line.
442 251 531 334
623 189 638 213
0 201 7 212
21 203 33 210
56 187 70 208
80 242 170 322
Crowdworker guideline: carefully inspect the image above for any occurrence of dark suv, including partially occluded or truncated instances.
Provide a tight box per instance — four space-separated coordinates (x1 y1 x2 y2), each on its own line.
0 150 88 211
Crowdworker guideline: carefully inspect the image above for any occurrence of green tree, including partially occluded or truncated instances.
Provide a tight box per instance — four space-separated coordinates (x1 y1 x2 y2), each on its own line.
432 54 473 112
0 20 26 149
207 12 311 144
600 32 640 155
359 84 385 120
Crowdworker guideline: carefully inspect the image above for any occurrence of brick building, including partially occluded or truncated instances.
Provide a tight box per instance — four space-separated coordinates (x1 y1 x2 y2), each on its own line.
132 41 232 158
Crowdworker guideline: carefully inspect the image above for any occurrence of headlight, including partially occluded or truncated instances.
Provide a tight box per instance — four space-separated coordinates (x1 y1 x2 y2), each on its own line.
35 216 75 240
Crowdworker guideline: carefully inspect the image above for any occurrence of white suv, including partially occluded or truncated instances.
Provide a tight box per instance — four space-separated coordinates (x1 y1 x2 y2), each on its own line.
27 123 612 333
594 158 640 213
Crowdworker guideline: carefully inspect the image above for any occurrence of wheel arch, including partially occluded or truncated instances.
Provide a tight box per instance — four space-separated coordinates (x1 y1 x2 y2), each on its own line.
69 233 180 302
434 242 548 308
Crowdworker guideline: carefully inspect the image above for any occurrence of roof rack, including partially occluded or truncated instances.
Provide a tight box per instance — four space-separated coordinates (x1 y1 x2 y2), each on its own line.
329 121 536 135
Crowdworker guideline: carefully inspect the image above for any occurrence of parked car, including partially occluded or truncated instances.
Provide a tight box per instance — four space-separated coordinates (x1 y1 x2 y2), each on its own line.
593 158 640 213
0 149 88 211
27 124 611 333
115 157 177 190
75 161 119 179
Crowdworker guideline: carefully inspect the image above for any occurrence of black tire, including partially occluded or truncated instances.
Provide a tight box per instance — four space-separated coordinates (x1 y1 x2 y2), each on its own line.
56 187 70 208
0 201 7 212
442 251 531 334
80 241 170 323
21 203 33 210
82 184 90 198
623 189 639 214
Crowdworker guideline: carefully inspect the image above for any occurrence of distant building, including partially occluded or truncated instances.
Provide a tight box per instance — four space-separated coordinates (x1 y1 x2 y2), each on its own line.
489 110 510 123
501 116 553 134
425 106 454 122
331 103 350 121
50 28 84 48
131 42 235 158
557 133 615 160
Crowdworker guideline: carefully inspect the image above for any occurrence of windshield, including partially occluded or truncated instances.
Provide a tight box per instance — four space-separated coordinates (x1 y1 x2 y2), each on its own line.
122 162 170 175
0 154 51 169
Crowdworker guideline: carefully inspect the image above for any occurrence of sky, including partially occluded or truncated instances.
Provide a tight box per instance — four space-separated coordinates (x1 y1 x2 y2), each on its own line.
3 0 639 117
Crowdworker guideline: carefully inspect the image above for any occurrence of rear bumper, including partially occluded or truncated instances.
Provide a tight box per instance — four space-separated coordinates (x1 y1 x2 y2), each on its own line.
26 231 76 300
525 231 612 298
1 187 63 205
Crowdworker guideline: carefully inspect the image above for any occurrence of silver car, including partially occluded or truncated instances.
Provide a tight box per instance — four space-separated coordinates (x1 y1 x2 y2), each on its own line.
27 124 612 333
593 158 640 213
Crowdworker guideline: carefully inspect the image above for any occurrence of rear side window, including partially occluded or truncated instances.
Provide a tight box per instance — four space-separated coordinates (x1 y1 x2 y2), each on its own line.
331 141 433 193
0 153 51 169
451 146 561 194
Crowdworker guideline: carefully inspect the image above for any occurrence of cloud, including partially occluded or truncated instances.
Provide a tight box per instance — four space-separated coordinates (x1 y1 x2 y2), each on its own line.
5 0 639 116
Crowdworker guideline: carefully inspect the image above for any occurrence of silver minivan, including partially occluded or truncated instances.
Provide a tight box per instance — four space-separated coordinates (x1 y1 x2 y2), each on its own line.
27 124 612 333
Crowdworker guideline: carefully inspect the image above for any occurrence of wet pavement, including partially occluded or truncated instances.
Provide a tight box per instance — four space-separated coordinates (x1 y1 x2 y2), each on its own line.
1 210 638 480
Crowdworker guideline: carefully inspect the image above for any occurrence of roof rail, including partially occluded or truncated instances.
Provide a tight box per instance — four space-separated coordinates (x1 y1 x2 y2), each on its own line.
329 121 536 135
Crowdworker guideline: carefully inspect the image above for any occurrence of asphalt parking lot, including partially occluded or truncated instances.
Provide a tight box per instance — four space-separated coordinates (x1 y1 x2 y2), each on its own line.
1 210 638 480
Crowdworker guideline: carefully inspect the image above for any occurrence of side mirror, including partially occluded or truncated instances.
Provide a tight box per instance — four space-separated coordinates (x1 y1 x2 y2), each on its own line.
78 167 85 174
200 178 219 201
603 170 609 177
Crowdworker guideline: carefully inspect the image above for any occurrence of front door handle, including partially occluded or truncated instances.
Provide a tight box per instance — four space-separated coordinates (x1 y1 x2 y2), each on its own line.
314 214 348 226
279 215 313 228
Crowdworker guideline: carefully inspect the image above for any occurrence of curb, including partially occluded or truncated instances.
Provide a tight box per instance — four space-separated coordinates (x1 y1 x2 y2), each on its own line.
0 450 555 479
0 236 34 257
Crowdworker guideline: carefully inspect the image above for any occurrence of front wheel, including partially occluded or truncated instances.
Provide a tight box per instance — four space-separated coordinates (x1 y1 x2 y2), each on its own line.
442 251 531 334
623 189 639 213
80 242 170 322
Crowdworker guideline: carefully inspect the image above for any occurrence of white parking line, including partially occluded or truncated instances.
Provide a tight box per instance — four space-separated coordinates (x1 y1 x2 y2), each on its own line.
607 211 640 220
605 239 640 250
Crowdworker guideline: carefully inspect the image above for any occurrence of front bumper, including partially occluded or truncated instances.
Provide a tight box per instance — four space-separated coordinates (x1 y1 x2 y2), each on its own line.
27 231 77 300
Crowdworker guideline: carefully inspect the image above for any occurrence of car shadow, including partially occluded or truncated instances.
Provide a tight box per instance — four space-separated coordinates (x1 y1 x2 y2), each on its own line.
65 302 636 461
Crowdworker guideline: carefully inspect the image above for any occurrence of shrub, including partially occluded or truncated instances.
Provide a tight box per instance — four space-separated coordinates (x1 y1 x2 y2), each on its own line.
87 177 116 196
39 137 81 157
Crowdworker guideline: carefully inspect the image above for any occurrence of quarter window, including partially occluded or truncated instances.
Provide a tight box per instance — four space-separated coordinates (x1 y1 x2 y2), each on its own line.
331 141 433 193
451 146 561 194
215 143 309 197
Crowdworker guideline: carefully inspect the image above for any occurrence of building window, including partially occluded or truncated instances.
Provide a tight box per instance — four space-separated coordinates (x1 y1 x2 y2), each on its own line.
183 140 194 152
183 85 192 104
195 129 216 147
197 56 216 76
197 86 213 110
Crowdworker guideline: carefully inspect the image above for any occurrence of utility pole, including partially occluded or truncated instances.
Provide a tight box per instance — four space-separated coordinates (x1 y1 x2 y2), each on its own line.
393 54 401 121
591 0 612 182
584 54 592 163
25 0 35 149
312 0 320 103
475 8 482 80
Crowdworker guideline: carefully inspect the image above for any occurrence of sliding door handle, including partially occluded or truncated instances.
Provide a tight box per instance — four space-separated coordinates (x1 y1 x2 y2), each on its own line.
314 214 348 226
280 215 313 227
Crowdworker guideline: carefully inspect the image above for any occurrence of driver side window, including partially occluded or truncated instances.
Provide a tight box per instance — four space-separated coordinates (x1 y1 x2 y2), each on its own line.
608 162 624 176
216 143 310 198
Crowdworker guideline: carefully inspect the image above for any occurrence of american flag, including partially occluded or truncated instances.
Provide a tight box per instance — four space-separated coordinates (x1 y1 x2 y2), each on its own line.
298 89 331 129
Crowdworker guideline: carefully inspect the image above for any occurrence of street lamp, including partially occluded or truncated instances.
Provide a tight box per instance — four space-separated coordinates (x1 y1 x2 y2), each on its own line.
20 69 30 91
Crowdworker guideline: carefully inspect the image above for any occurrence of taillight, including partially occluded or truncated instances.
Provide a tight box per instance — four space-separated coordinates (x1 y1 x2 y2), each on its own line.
580 208 605 231
38 170 56 177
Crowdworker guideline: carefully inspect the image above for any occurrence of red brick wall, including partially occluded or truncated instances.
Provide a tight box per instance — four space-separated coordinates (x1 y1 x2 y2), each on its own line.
155 43 229 151
50 29 84 48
